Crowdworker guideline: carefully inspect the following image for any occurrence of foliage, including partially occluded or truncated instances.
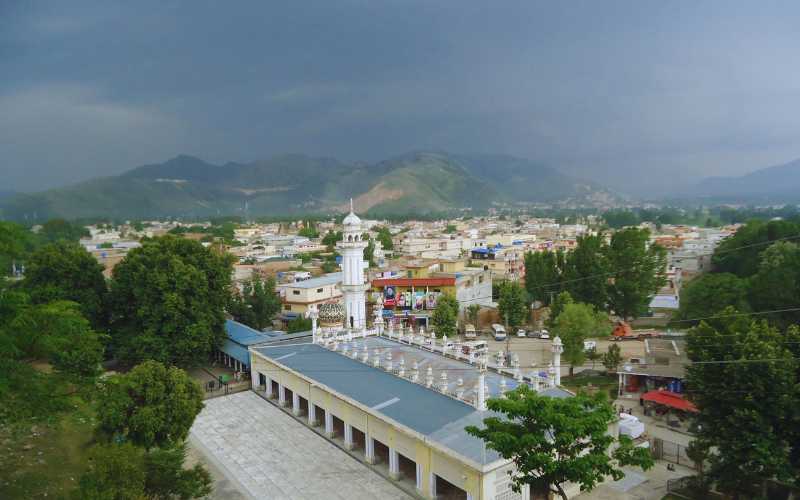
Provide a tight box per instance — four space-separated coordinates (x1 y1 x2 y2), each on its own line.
39 218 90 243
431 293 459 338
585 347 601 369
466 303 481 327
552 302 609 376
286 316 312 333
74 441 212 500
524 250 564 306
23 241 109 329
546 291 573 330
676 273 749 325
74 442 147 500
748 241 800 329
364 237 376 267
465 386 653 499
227 274 280 331
602 343 622 373
96 361 204 450
497 281 528 328
375 226 394 250
297 220 319 238
712 219 800 277
321 230 342 250
602 210 640 229
563 234 608 310
605 228 666 320
109 236 233 366
686 313 800 496
444 224 457 233
0 221 35 276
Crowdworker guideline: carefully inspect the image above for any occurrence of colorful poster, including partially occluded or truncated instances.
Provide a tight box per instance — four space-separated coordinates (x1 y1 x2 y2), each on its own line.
384 286 396 307
414 291 425 310
426 292 438 310
402 291 412 309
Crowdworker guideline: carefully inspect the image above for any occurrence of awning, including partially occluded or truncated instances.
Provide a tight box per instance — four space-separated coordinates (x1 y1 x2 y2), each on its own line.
641 390 698 412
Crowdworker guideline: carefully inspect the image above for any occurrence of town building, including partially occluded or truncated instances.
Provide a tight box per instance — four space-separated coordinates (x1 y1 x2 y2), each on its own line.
277 272 343 320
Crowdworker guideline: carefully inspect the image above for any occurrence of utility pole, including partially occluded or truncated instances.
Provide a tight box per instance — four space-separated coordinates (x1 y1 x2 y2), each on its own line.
505 312 510 360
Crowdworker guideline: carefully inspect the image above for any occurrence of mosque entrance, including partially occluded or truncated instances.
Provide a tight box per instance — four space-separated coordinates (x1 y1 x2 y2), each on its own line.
351 427 366 454
270 380 279 400
331 415 345 440
283 387 293 408
397 453 417 489
297 396 309 416
373 439 390 467
314 406 326 429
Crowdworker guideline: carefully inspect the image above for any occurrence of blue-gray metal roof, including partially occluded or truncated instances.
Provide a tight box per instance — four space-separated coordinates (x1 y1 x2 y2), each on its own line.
278 272 342 289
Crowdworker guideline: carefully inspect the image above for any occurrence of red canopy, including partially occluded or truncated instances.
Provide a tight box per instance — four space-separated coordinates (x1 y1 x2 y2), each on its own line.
641 390 698 413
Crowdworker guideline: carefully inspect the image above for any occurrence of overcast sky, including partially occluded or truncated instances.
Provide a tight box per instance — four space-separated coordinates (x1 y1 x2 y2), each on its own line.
3 1 800 193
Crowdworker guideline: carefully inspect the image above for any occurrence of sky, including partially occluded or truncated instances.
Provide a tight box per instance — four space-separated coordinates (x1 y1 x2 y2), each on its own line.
2 1 800 193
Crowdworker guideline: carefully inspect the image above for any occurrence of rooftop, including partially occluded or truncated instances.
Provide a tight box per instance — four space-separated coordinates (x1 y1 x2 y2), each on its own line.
251 335 571 467
278 272 343 289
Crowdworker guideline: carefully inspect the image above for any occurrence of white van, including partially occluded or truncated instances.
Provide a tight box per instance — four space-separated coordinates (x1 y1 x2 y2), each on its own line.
491 324 507 341
461 340 488 356
464 324 477 339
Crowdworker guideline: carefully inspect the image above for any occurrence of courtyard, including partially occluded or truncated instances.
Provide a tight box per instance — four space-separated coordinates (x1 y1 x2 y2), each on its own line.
189 391 413 500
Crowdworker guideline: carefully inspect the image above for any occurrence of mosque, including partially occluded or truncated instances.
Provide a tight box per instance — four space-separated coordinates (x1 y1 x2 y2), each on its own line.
248 205 577 500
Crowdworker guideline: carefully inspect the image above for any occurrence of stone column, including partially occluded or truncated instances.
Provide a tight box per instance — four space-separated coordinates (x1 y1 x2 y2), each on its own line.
415 463 423 491
365 435 376 464
325 411 334 437
278 385 286 407
344 423 354 450
292 392 300 416
389 448 400 479
308 403 317 426
251 371 260 390
429 473 437 498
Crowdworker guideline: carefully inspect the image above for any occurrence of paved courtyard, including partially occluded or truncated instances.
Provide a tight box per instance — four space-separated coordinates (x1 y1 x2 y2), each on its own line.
190 391 413 500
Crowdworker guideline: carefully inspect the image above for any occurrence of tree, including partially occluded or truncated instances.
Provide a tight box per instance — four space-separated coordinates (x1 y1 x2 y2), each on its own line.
552 302 608 376
712 219 800 277
109 236 233 366
466 303 481 327
585 347 601 370
39 218 90 243
466 386 653 500
602 210 640 229
375 226 394 251
602 343 622 373
286 316 312 333
0 221 35 276
546 291 573 330
74 443 147 500
444 224 457 234
364 237 376 267
748 241 800 329
498 282 528 328
431 293 459 337
322 230 343 251
686 313 800 497
298 221 319 238
606 228 666 320
96 361 204 450
676 272 749 325
23 241 109 329
228 274 280 331
563 234 608 310
143 442 213 500
524 250 562 306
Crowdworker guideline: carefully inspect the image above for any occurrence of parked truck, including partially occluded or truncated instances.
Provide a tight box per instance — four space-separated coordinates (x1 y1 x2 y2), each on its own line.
610 321 660 341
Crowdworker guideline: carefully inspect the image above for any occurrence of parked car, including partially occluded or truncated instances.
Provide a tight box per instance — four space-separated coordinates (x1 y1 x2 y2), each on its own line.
463 323 477 339
539 329 550 339
516 328 527 338
583 340 597 351
491 324 507 341
527 331 541 339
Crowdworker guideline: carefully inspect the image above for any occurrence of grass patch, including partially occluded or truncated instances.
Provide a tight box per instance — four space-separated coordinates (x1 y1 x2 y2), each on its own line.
561 372 618 395
0 397 96 499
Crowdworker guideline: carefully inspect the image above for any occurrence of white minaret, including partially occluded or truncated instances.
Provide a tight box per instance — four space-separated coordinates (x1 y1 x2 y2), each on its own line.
551 336 563 386
337 199 368 331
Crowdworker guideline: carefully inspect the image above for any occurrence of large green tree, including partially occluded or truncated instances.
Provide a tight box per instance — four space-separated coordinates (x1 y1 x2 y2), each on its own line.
686 312 800 496
498 281 528 328
96 361 204 450
375 226 394 251
563 234 608 310
524 250 563 306
109 236 233 366
546 291 574 330
466 386 653 499
676 272 749 325
431 293 459 338
712 219 800 277
39 218 90 243
748 241 800 329
552 302 609 376
24 241 109 329
605 228 666 320
0 221 35 276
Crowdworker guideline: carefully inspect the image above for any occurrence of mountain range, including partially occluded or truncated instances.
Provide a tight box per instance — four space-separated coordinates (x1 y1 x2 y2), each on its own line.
0 152 622 220
690 158 800 203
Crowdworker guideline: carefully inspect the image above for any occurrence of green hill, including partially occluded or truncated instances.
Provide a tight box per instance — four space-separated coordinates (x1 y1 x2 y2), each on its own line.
0 152 617 221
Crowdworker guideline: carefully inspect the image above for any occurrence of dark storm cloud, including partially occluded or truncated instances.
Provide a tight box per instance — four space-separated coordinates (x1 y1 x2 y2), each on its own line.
2 1 800 192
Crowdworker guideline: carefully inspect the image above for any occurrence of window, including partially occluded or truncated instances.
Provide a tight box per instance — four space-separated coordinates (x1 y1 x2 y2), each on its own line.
285 305 292 311
317 288 324 293
478 276 484 283
293 290 301 295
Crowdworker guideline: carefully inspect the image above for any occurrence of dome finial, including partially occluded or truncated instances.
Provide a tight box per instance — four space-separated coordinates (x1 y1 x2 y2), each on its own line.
350 197 354 213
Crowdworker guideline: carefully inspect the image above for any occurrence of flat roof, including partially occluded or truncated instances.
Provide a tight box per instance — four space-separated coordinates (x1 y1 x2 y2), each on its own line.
278 272 343 289
251 337 572 466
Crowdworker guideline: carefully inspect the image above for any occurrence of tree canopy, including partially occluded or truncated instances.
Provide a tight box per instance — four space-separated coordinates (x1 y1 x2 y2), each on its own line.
96 360 204 450
498 281 528 328
562 234 608 311
552 302 608 376
431 293 459 337
466 386 653 499
109 236 233 366
227 274 280 331
605 228 666 320
23 241 109 329
676 272 749 325
686 312 800 496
